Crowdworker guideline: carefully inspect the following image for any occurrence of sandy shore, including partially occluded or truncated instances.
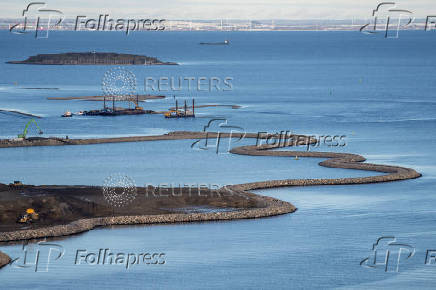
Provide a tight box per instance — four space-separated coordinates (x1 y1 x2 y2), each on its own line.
0 131 421 264
0 251 10 268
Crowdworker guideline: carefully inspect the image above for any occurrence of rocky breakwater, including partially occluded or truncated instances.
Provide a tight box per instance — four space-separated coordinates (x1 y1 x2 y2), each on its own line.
228 143 421 191
0 190 295 242
0 131 421 246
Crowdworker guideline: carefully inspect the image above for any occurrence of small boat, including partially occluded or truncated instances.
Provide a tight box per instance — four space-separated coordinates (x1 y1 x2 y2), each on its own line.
62 111 73 117
200 40 230 45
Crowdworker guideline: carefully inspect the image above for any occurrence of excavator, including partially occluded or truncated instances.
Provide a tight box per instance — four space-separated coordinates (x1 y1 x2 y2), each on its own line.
164 99 195 118
129 95 143 110
17 208 39 224
17 119 43 139
9 180 23 188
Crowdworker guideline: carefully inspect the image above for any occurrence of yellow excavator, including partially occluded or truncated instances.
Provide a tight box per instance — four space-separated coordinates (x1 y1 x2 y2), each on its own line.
9 180 23 188
164 109 183 118
129 95 143 110
164 99 195 118
17 208 39 224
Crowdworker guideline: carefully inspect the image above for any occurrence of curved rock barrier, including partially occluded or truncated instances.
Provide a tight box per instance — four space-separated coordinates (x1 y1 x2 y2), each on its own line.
0 194 295 242
0 131 421 247
228 143 421 191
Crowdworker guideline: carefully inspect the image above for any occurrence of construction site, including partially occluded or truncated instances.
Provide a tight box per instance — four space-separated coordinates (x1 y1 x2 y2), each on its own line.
10 119 44 142
164 99 196 118
60 96 197 118
81 94 153 116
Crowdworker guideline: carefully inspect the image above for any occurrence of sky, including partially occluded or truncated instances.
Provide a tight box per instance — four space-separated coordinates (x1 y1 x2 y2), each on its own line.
0 0 435 19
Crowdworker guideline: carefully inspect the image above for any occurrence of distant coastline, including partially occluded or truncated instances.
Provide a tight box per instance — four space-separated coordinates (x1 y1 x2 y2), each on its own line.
0 18 431 32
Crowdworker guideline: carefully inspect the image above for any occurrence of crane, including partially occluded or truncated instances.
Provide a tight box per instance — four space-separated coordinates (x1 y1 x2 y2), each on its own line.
129 94 143 110
18 119 43 139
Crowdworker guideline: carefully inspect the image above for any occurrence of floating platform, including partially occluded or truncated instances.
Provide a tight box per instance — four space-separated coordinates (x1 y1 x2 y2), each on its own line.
164 99 196 118
164 111 195 118
84 108 154 116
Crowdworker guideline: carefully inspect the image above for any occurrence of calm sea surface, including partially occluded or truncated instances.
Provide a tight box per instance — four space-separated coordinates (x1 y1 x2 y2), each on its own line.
0 30 435 289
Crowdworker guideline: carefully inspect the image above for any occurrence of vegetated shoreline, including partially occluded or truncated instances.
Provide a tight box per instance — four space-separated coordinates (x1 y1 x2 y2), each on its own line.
6 52 178 65
0 131 421 267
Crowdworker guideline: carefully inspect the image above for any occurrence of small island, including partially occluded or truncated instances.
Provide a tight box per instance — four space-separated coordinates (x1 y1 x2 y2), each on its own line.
6 52 178 65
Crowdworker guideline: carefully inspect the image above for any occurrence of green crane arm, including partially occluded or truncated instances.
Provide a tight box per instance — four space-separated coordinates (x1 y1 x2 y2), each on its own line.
18 119 43 139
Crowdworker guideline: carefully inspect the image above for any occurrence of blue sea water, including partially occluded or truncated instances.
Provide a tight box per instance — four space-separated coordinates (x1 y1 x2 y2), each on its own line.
0 30 436 289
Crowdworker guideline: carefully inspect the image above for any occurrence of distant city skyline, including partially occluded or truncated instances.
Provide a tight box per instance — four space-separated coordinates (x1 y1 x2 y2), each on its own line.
0 0 435 20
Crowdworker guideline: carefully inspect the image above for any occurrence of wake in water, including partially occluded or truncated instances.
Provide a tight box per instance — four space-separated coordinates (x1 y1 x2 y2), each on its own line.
0 108 42 118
